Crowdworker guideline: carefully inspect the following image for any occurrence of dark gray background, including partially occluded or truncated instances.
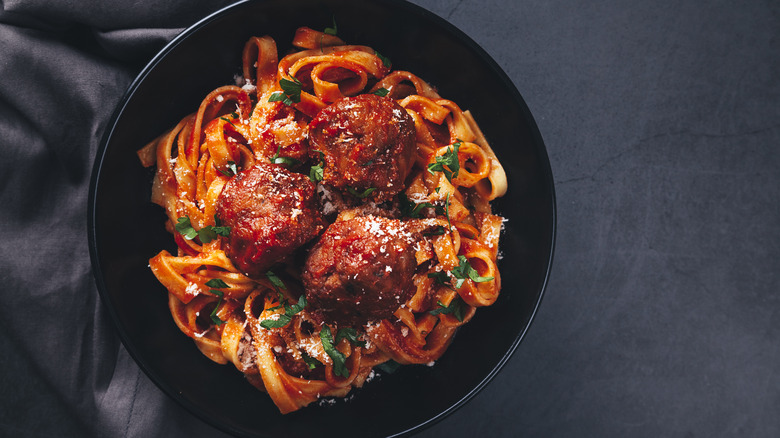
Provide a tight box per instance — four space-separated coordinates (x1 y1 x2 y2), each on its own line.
1 0 778 437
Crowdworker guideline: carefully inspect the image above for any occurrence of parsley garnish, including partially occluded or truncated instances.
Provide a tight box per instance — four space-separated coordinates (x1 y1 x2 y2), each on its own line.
205 278 230 325
429 296 467 322
320 325 349 377
219 160 238 177
219 111 239 128
259 294 307 329
399 193 435 218
443 192 452 232
175 216 230 243
375 359 401 374
373 87 390 97
309 150 325 183
450 255 494 288
324 16 338 35
427 255 493 292
265 270 286 292
269 145 300 167
205 279 229 289
335 327 366 348
268 77 303 106
423 225 447 236
427 141 461 183
427 270 450 286
174 216 198 240
310 164 324 182
301 352 320 370
374 50 392 68
347 187 376 198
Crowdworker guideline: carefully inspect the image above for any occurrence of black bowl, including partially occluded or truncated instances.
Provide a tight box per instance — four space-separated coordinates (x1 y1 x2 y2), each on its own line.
88 0 556 436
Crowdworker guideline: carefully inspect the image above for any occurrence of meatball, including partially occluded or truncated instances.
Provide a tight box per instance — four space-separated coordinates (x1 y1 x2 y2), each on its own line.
302 215 419 326
308 93 416 202
216 163 325 279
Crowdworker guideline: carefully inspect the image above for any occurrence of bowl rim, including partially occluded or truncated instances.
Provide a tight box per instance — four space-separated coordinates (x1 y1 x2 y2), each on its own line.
87 0 557 436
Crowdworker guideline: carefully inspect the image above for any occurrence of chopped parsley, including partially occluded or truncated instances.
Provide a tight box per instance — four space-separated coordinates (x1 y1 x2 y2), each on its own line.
265 270 286 292
205 278 229 289
324 16 338 36
269 145 300 167
372 87 390 97
427 141 461 183
427 255 493 292
309 150 325 183
268 77 303 106
320 325 349 377
429 296 467 322
301 352 320 370
399 193 436 218
450 255 494 288
423 225 447 236
375 359 401 374
374 50 392 69
335 327 366 348
427 270 450 286
175 216 230 243
219 111 239 128
347 186 376 198
310 164 324 183
205 278 230 325
259 294 307 329
443 192 452 232
218 160 238 177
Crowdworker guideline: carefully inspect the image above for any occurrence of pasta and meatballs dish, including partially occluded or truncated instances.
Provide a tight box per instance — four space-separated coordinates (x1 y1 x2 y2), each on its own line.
137 25 507 414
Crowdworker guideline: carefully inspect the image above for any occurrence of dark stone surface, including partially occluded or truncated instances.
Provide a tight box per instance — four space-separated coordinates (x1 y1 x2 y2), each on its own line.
0 0 777 437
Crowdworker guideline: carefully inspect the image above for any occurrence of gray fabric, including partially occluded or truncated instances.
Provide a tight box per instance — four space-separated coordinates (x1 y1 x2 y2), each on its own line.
1 0 778 437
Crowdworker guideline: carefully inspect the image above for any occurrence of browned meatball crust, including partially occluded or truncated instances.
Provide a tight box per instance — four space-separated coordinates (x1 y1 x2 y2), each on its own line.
308 93 416 202
216 163 325 279
302 215 418 326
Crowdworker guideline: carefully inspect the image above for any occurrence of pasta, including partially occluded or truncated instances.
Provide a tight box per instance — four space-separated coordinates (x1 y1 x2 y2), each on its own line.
137 26 507 414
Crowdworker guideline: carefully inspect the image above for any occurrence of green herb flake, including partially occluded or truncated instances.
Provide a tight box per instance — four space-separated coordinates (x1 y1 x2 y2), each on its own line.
205 279 229 288
450 255 494 288
203 278 230 325
259 293 306 330
260 314 292 329
372 87 390 97
324 16 338 36
175 216 230 243
210 303 226 326
308 150 325 183
423 225 447 236
265 270 287 291
301 352 320 370
443 192 452 233
347 186 376 198
269 145 300 167
427 141 461 183
219 160 238 177
427 270 450 285
268 77 303 106
375 360 401 374
399 193 436 219
174 217 198 240
374 50 392 69
320 325 349 377
288 294 307 315
429 296 467 322
309 164 324 182
335 327 367 348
